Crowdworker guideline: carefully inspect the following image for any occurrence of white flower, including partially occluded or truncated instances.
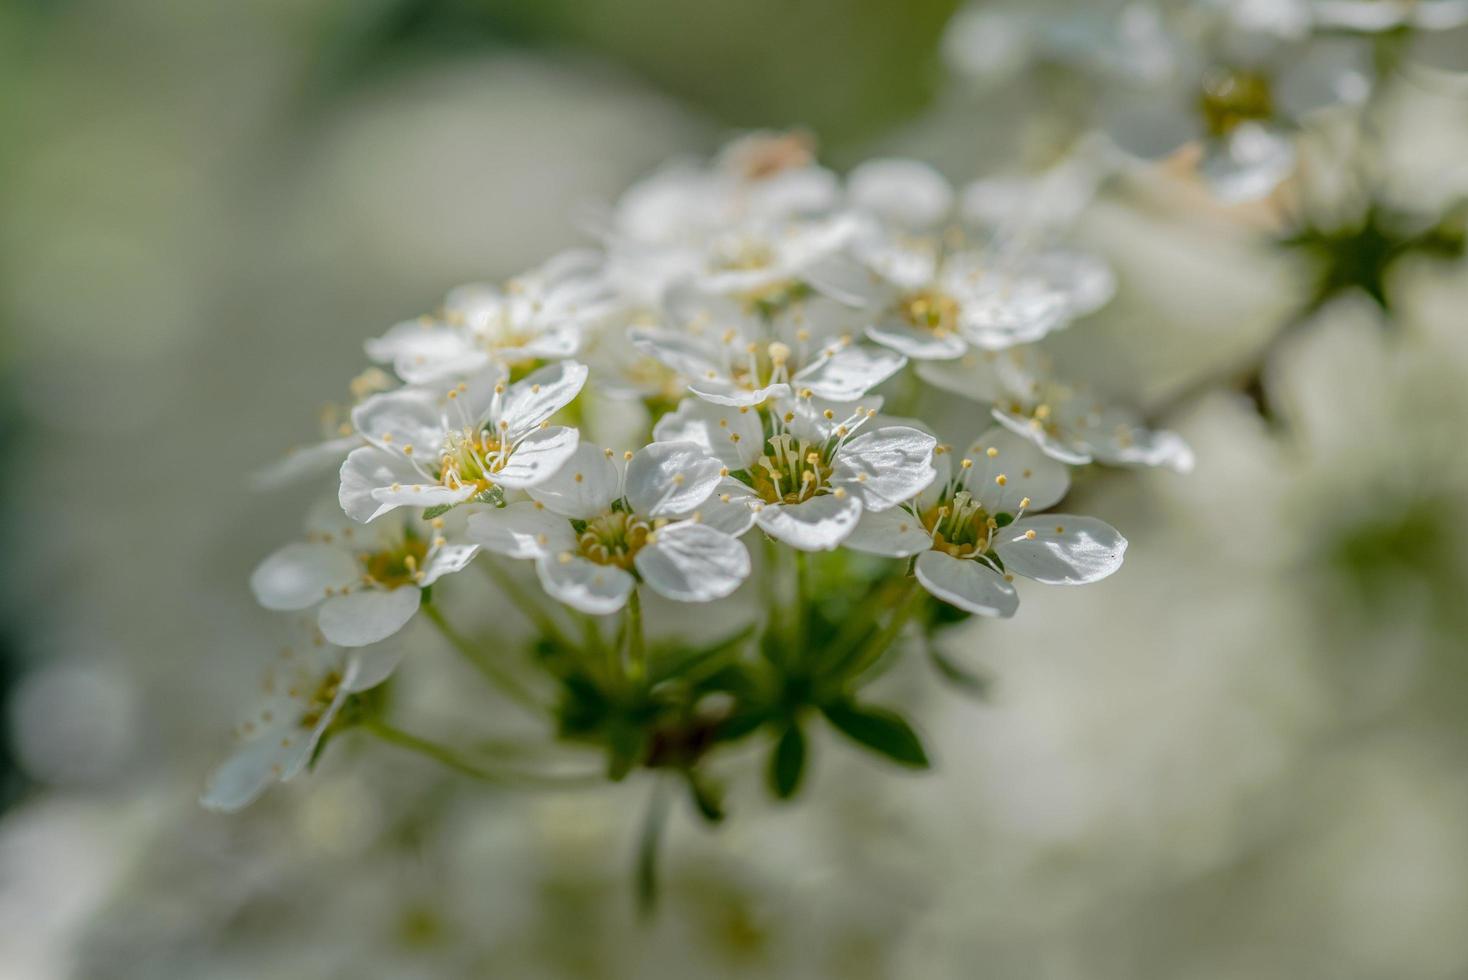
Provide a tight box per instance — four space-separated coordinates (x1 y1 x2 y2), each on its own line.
200 634 402 812
845 427 1126 616
630 284 905 406
251 502 479 646
365 250 614 385
338 360 587 522
654 393 938 551
466 441 751 614
918 348 1194 472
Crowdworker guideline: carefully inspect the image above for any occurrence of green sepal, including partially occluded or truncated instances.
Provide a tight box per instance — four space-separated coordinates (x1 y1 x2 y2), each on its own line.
768 722 807 799
820 701 929 768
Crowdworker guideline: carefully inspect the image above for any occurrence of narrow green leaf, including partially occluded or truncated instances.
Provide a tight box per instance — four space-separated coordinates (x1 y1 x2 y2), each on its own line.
635 780 672 918
821 701 929 768
927 647 992 699
685 770 726 823
768 723 807 799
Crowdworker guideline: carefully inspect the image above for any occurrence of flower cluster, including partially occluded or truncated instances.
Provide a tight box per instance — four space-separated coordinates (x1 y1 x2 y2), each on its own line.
945 0 1468 201
205 133 1188 830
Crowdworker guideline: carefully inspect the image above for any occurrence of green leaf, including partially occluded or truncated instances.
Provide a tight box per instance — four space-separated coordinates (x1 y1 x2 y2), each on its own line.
685 770 726 823
768 723 807 799
820 701 929 768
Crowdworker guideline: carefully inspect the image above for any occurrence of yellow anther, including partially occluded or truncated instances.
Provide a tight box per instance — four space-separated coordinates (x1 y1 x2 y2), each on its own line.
995 474 1008 486
1019 497 1031 508
768 341 791 364
1024 529 1037 540
960 458 973 469
985 447 998 458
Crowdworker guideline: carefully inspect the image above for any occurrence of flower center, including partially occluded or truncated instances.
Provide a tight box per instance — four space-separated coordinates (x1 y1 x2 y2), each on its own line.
437 429 507 493
749 433 832 505
1198 68 1274 137
901 290 960 336
361 536 429 589
921 491 994 559
578 510 654 569
298 669 344 729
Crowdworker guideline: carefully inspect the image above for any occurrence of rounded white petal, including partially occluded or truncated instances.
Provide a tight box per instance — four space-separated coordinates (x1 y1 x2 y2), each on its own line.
634 522 751 602
318 587 422 647
1199 125 1296 205
629 327 726 382
843 507 933 558
865 320 968 361
687 379 791 407
350 388 443 450
466 502 576 558
343 645 405 693
526 441 618 518
1027 249 1116 318
692 477 760 536
494 425 580 490
993 516 1127 585
534 555 635 615
755 494 863 551
847 158 955 229
370 482 476 516
966 426 1071 513
498 360 589 438
914 356 1005 403
832 426 938 512
990 408 1094 465
626 442 723 518
199 717 309 813
914 551 1019 618
1092 425 1195 474
366 321 485 384
958 279 1071 349
250 542 359 611
793 343 907 401
420 542 480 587
339 446 432 523
252 435 361 492
652 398 763 470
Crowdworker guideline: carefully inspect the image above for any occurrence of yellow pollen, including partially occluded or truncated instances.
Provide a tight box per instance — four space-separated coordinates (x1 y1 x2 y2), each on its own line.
995 474 1008 486
986 447 998 458
1024 529 1037 540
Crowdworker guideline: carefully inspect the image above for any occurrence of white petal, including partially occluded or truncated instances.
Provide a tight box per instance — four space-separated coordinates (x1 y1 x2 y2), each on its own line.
755 494 863 551
914 551 1019 618
534 555 635 615
370 482 476 516
343 645 405 693
495 425 580 490
687 379 790 407
914 356 1005 403
626 442 723 518
843 507 933 557
847 158 955 229
690 477 760 536
990 408 1094 466
420 542 479 587
793 343 906 401
652 397 763 470
635 522 751 602
199 717 310 813
1027 249 1116 318
1199 124 1296 204
526 441 618 517
498 360 589 439
832 426 938 511
318 587 422 647
466 501 576 558
1092 425 1195 474
865 320 968 361
350 388 443 450
993 516 1127 585
629 326 726 382
966 426 1071 513
958 279 1071 349
250 542 358 611
339 446 432 523
365 321 484 384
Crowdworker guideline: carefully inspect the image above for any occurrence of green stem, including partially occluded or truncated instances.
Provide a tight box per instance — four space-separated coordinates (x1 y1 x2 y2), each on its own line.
479 557 575 650
635 776 673 918
834 578 924 680
625 587 646 685
363 719 597 788
793 549 811 659
822 574 907 670
422 601 548 717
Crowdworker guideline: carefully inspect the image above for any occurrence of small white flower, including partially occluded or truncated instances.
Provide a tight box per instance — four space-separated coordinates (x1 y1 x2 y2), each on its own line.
339 360 587 522
846 427 1126 616
630 283 905 406
655 393 938 551
251 501 479 646
200 633 402 812
918 348 1194 472
466 441 751 614
365 251 614 385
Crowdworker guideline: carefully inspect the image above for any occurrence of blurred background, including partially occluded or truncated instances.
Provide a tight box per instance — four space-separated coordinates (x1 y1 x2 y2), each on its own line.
3 1 1468 977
